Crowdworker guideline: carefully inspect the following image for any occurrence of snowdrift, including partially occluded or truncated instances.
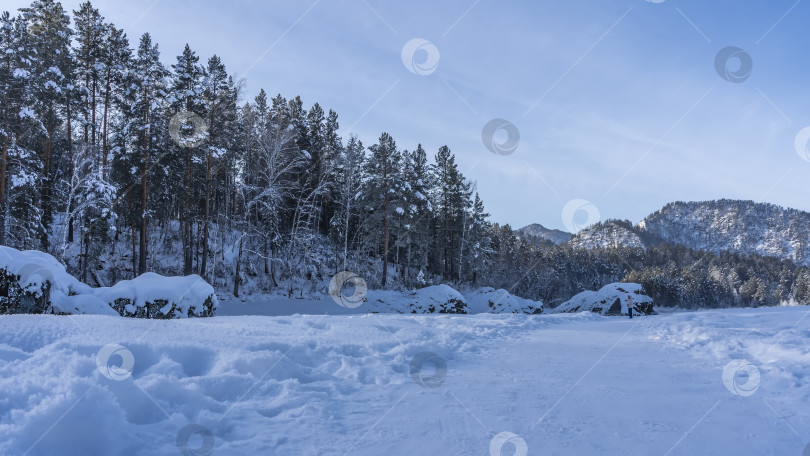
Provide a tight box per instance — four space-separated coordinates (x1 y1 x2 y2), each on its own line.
554 283 654 316
0 246 216 318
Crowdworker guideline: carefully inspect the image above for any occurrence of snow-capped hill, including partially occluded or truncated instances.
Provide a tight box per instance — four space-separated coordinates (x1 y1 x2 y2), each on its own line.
568 220 645 250
554 283 654 315
640 200 810 266
464 287 543 314
517 223 572 245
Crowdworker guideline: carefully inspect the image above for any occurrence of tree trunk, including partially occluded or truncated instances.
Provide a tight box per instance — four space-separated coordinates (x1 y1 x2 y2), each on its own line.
233 234 242 297
183 147 193 275
138 141 148 275
66 90 74 243
102 73 110 179
382 194 389 287
201 149 211 278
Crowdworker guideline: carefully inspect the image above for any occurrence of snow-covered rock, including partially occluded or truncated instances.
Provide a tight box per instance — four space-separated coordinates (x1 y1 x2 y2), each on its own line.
0 246 215 318
367 284 468 314
0 245 92 314
554 283 654 316
465 287 543 314
94 273 217 318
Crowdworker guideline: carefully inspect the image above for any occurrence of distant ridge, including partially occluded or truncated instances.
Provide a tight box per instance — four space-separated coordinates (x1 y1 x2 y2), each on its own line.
517 223 573 245
567 199 810 266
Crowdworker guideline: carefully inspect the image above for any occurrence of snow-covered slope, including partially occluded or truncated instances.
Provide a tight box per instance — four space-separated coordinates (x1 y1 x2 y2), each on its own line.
2 307 809 455
568 220 645 250
640 200 810 265
517 223 572 245
554 283 654 315
565 200 810 267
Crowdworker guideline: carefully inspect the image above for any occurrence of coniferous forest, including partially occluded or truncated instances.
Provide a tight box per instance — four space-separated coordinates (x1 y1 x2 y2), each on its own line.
2 0 809 308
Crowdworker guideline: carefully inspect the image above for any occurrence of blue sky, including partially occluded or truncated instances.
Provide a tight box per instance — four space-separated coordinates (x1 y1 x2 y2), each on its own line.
7 0 810 232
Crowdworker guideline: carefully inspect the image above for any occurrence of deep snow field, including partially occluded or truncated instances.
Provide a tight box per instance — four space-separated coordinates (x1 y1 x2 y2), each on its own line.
1 301 809 455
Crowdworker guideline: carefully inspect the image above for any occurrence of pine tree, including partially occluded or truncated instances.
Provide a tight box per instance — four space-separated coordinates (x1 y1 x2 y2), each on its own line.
362 132 402 287
19 0 73 250
465 192 491 284
169 44 205 274
110 33 167 275
331 135 364 271
399 144 432 282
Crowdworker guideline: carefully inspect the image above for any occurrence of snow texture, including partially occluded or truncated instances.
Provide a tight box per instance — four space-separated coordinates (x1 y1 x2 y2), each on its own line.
1 306 808 455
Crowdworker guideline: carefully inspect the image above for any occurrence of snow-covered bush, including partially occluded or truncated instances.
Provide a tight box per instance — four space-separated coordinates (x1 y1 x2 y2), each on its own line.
554 283 654 316
464 287 543 314
94 273 217 318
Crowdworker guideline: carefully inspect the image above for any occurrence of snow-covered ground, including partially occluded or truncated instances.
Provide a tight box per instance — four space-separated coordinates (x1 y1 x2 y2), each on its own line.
1 303 809 455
